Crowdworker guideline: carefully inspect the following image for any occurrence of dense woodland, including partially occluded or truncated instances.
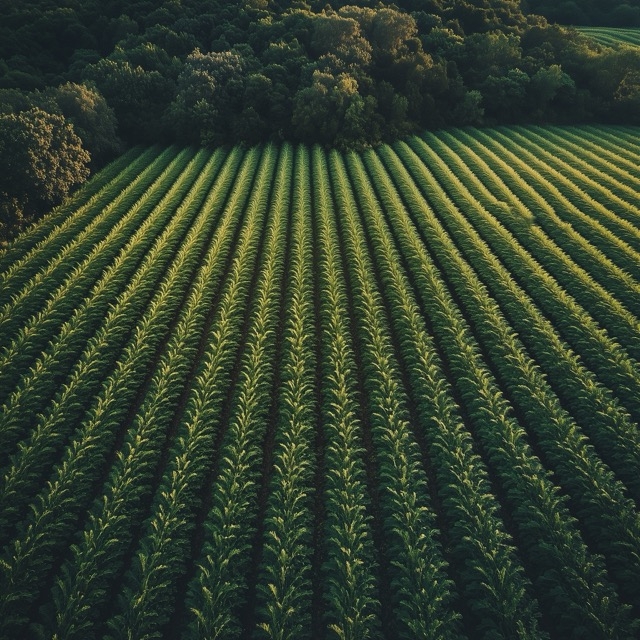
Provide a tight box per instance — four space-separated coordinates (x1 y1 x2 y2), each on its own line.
527 0 640 27
1 0 639 239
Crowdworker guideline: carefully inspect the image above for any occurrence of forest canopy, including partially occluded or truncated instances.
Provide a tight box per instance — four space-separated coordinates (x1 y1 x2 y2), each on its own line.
1 0 639 238
525 0 640 28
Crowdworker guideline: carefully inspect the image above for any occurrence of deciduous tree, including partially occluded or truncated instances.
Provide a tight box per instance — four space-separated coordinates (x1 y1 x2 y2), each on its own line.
0 108 90 240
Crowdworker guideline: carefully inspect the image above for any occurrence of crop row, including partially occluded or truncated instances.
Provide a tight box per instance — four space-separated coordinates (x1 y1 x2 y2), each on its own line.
1 125 638 639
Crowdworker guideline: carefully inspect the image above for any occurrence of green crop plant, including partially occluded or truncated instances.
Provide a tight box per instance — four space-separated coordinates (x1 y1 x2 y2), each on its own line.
0 125 638 639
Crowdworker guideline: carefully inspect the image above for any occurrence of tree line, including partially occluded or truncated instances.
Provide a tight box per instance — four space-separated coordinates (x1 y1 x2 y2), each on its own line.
1 0 639 240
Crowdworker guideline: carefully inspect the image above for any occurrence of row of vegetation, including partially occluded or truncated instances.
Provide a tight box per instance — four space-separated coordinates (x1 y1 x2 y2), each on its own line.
578 27 640 47
1 1 640 240
1 125 639 638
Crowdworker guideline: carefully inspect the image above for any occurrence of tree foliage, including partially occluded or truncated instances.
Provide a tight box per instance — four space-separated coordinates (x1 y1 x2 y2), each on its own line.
525 0 640 27
46 82 122 164
0 108 90 240
0 0 638 162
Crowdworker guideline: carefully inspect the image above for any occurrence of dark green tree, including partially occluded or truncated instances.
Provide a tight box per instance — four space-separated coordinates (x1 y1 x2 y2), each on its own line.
83 50 176 143
168 48 252 146
0 108 90 240
292 69 372 146
528 63 575 118
47 82 122 164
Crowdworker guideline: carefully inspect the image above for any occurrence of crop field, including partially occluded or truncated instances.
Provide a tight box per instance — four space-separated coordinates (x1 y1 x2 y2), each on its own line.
577 26 640 46
0 124 639 639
